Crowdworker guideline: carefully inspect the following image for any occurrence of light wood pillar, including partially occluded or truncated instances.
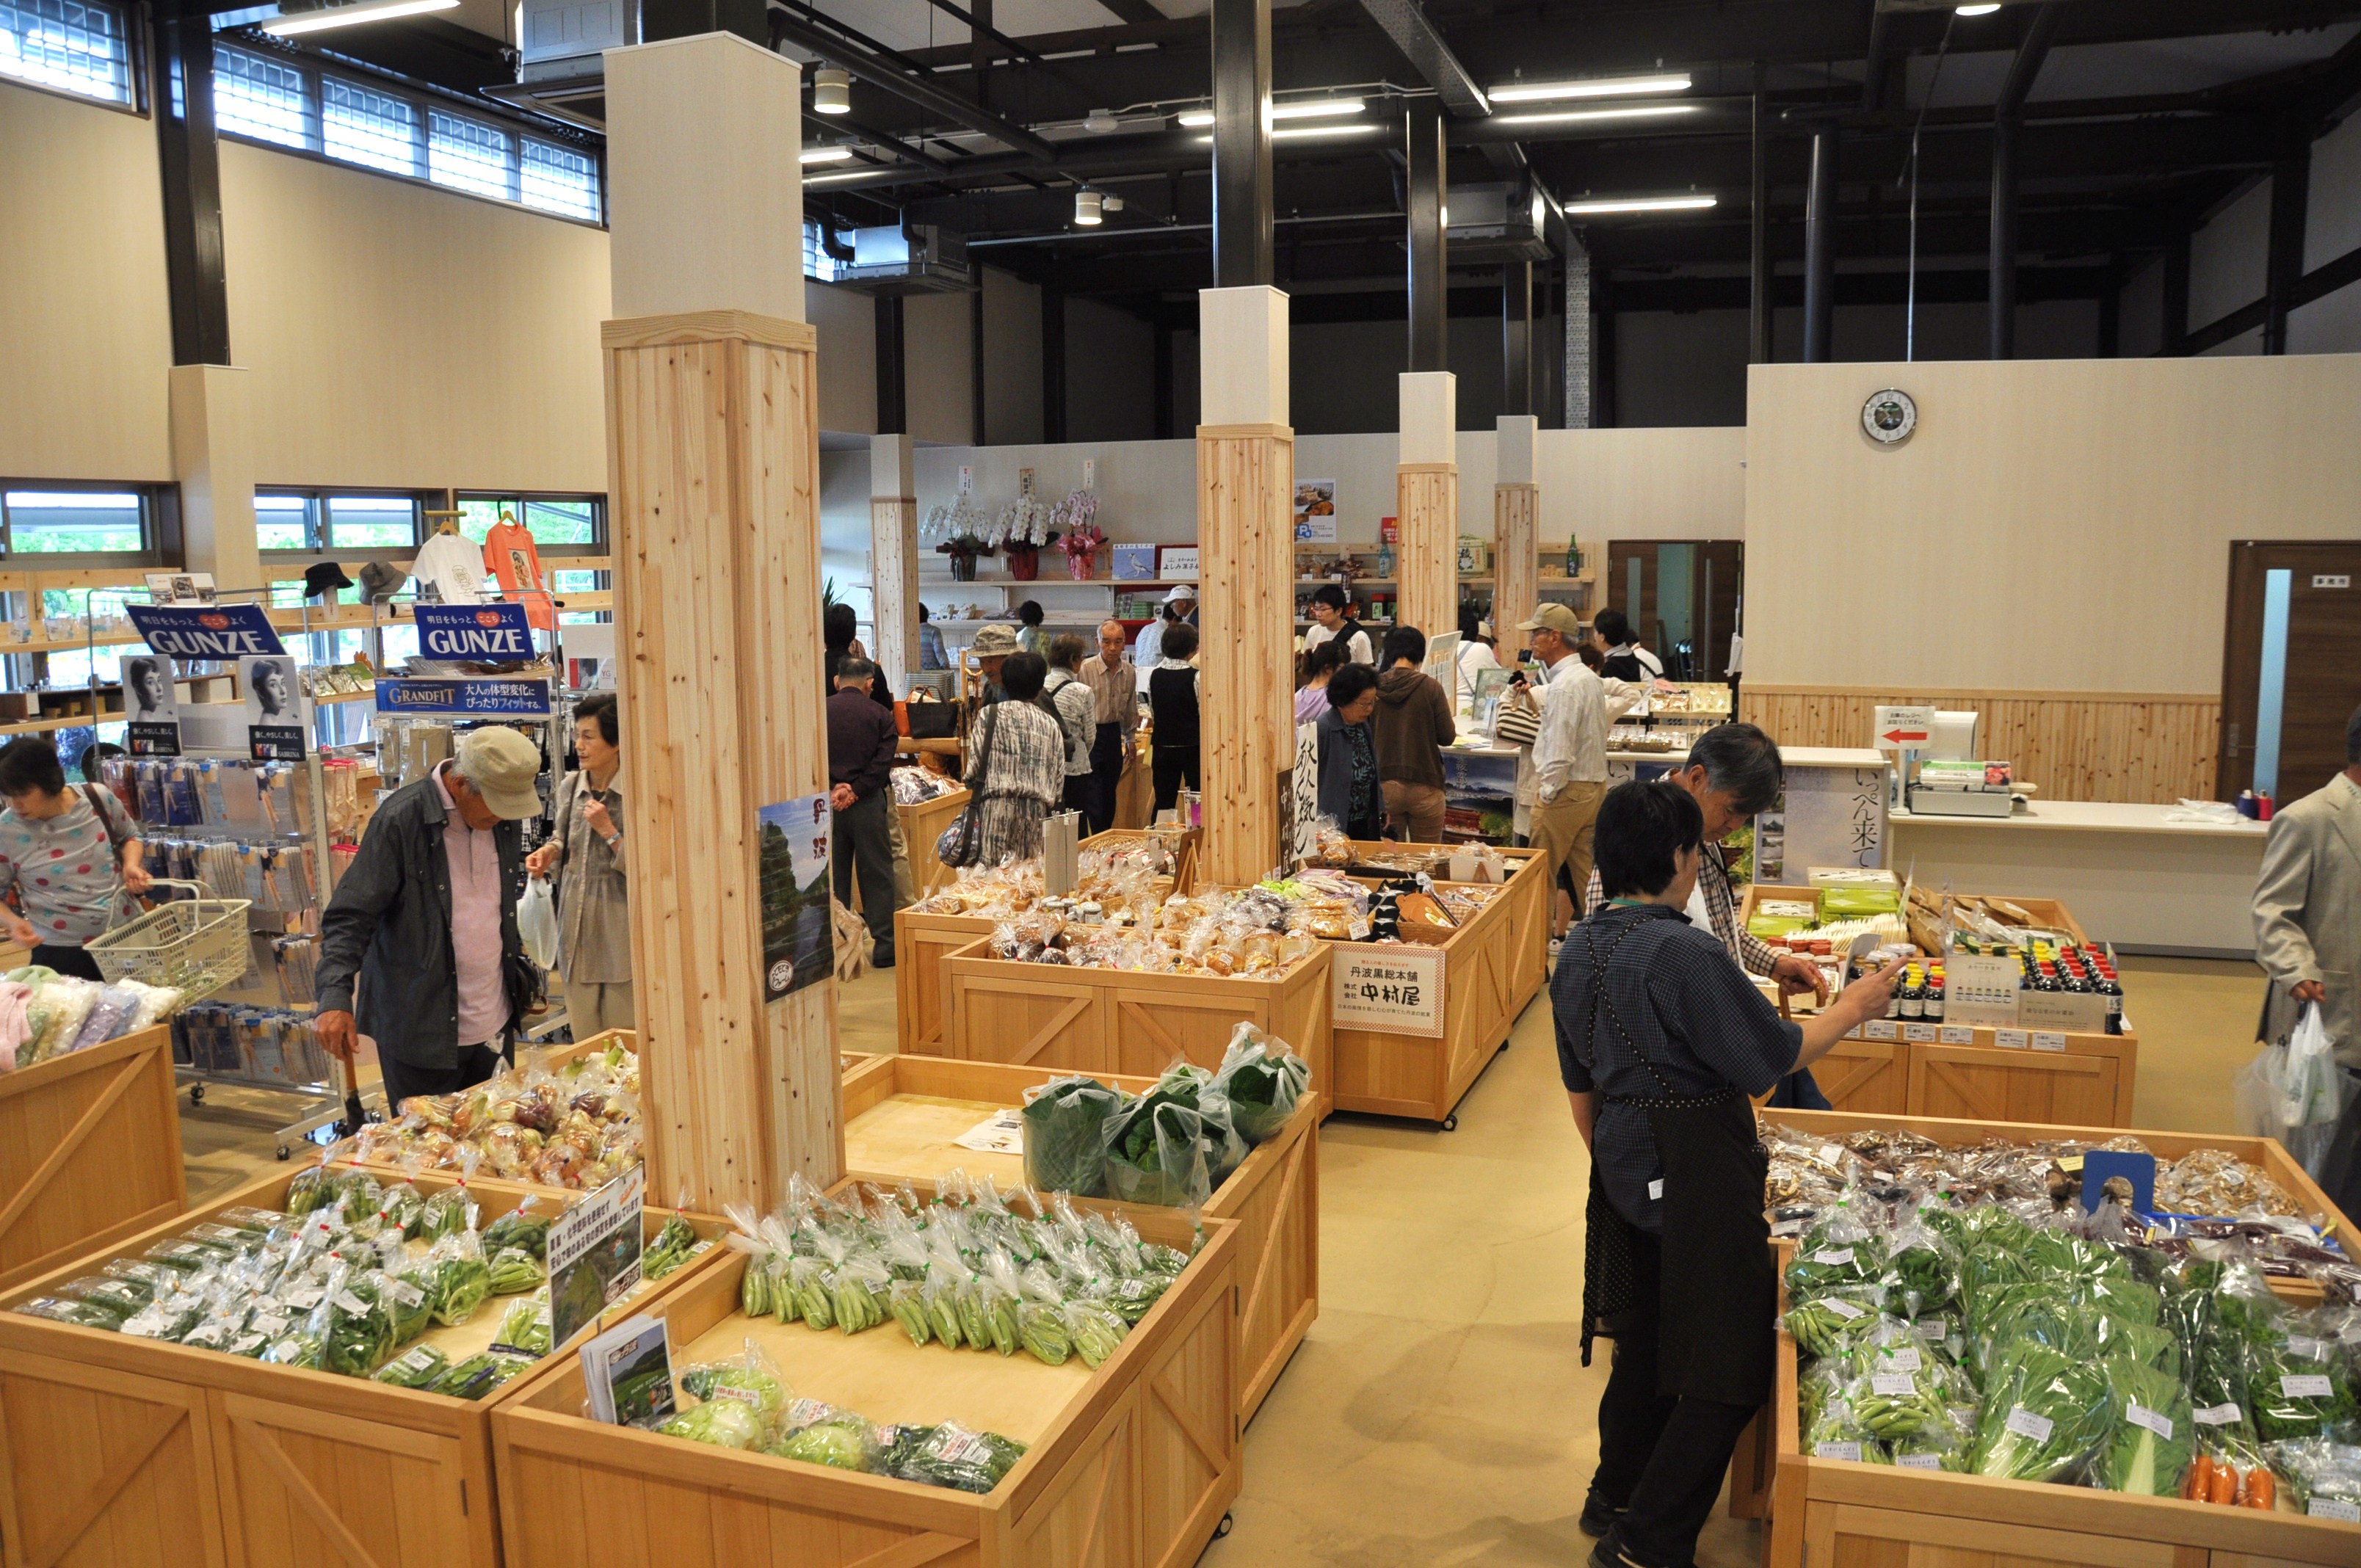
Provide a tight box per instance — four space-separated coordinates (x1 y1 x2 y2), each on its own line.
1196 285 1294 886
869 434 920 686
1396 370 1458 646
604 34 840 1212
1493 413 1539 653
168 365 261 594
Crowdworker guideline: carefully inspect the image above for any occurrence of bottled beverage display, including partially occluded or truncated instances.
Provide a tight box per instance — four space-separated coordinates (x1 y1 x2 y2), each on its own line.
1951 938 2126 1034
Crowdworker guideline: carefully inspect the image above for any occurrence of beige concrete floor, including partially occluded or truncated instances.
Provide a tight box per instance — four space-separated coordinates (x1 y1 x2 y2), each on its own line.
178 951 2273 1567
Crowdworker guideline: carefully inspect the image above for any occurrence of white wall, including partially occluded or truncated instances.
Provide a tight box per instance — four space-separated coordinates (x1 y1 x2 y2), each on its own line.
0 82 175 481
808 280 877 438
903 289 973 446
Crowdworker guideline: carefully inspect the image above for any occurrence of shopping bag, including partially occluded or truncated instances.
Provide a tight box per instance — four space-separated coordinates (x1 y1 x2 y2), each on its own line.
831 897 872 982
518 876 559 969
2235 1001 2349 1176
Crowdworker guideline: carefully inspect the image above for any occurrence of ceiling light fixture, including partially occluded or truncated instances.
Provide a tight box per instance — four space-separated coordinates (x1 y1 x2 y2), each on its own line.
799 147 852 164
812 66 852 114
1562 194 1718 214
1492 104 1700 127
1191 123 1385 145
261 0 457 35
1177 97 1366 128
1486 71 1690 104
1074 188 1104 225
1955 4 2001 13
1084 109 1120 133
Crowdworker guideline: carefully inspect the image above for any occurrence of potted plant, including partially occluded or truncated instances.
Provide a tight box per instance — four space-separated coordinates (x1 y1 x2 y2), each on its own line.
998 493 1059 581
1054 488 1104 580
922 497 994 581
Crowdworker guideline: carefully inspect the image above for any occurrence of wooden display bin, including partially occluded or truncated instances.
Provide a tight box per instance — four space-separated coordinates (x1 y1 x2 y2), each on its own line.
1322 847 1551 1126
1738 885 2139 1125
0 1023 184 1294
490 1195 1242 1568
838 1053 1319 1423
1729 1107 2361 1551
943 939 1333 1097
900 785 970 896
0 1164 728 1568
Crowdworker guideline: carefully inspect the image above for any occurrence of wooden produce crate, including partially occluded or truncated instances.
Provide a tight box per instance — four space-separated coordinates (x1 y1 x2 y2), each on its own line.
943 939 1334 1097
0 1024 184 1294
900 785 970 896
1323 852 1551 1126
491 1195 1243 1568
840 1054 1318 1424
0 1165 728 1568
1739 885 2139 1125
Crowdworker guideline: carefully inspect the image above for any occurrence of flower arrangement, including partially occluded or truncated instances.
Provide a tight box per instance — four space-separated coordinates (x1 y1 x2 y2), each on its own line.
996 492 1059 580
1053 489 1104 581
923 495 995 580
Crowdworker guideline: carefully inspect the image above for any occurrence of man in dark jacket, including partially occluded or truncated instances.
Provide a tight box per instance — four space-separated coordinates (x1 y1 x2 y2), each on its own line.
1370 625 1457 841
830 656 902 969
316 726 543 1108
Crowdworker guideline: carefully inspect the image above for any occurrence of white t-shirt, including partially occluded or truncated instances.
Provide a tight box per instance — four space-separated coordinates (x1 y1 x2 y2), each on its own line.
1302 622 1374 665
1454 639 1502 710
412 530 491 605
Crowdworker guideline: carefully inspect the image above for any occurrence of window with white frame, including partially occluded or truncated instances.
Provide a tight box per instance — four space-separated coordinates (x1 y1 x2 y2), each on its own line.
520 139 600 221
322 76 420 176
0 0 132 105
429 109 512 200
215 44 311 149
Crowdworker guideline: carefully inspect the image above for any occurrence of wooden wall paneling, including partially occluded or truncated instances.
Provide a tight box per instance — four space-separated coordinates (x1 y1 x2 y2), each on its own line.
607 311 841 1213
0 1026 184 1293
1738 686 2221 805
1394 462 1458 647
1493 483 1539 651
1195 424 1295 886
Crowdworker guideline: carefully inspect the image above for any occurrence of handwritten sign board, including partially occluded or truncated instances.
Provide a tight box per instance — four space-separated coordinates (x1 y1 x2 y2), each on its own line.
546 1166 645 1349
1332 945 1445 1037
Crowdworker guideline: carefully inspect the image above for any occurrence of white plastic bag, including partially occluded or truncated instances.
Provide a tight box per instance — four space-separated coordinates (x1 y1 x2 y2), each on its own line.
2236 1004 2349 1175
518 876 559 969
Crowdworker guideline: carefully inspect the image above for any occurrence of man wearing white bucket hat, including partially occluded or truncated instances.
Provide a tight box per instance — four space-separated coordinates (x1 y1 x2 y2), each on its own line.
1133 583 1197 678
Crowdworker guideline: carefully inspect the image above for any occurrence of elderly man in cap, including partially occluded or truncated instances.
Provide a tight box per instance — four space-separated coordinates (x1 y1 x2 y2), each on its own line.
316 726 545 1107
1516 603 1637 932
1133 584 1197 677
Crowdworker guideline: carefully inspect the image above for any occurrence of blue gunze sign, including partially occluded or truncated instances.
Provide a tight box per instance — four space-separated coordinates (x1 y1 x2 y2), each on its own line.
374 678 552 717
413 601 534 661
123 602 286 659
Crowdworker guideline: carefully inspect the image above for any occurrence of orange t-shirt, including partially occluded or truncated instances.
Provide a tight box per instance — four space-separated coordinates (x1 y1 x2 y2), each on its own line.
482 520 554 631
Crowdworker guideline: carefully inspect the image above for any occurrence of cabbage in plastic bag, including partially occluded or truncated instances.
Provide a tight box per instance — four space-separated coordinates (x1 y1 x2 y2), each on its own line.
1208 1023 1311 1146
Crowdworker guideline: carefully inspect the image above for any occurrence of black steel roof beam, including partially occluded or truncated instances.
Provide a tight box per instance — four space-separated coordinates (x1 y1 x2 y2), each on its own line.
1355 0 1490 114
768 7 1061 164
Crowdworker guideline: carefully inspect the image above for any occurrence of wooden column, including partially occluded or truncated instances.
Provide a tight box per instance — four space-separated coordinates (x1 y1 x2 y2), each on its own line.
1396 369 1458 645
1196 286 1294 886
1493 413 1539 653
870 433 919 686
605 35 839 1212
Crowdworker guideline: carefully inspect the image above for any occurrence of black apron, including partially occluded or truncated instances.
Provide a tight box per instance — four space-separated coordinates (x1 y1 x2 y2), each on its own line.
1576 914 1779 1407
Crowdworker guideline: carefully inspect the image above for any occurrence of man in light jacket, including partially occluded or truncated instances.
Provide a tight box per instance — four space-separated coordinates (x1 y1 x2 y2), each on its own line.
1519 605 1638 930
2253 703 2361 1214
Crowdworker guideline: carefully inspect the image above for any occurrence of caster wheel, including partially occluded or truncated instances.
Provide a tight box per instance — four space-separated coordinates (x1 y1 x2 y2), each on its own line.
1498 1038 1512 1055
275 1144 291 1161
1213 1514 1234 1540
1440 1114 1459 1132
189 1084 206 1106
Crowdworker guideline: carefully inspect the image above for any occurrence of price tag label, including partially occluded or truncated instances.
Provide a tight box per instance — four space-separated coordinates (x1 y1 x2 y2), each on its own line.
1809 1247 1856 1266
2005 1407 2055 1443
1863 1019 1899 1041
2031 1031 2069 1053
385 1279 426 1308
714 1384 764 1407
1816 1144 1846 1166
1770 1219 1806 1238
2125 1404 2174 1440
2194 1403 2244 1427
787 1398 834 1426
1896 1453 1944 1471
333 1291 371 1317
1824 1298 1867 1321
1903 1023 1937 1042
2308 1498 2361 1523
1815 1441 1863 1462
1995 1028 2029 1050
1879 1347 1923 1373
1871 1372 1917 1396
1915 1316 1948 1340
2282 1373 2335 1399
1938 1025 1976 1045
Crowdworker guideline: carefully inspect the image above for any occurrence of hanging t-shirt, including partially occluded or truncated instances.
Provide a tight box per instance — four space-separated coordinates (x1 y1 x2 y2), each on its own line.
483 520 554 631
411 530 491 606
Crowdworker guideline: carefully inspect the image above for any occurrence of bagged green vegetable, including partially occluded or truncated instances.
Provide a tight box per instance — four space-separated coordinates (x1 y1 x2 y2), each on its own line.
877 1421 1028 1493
426 1232 494 1326
678 1342 791 1440
661 1397 764 1449
771 1409 877 1471
1785 1208 1888 1299
486 1246 545 1296
1779 1288 1888 1360
641 1213 701 1282
496 1295 551 1356
2261 1437 2361 1520
433 1349 535 1401
377 1268 432 1344
1884 1219 1961 1321
1021 1075 1124 1197
1208 1024 1311 1146
2094 1355 2194 1495
316 1268 395 1377
2251 1329 2360 1443
372 1343 450 1390
1100 1098 1213 1210
1967 1343 2113 1484
482 1198 553 1260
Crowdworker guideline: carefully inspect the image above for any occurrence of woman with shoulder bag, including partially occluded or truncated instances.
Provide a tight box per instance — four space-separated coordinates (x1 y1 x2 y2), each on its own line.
941 653 1066 867
524 692 633 1034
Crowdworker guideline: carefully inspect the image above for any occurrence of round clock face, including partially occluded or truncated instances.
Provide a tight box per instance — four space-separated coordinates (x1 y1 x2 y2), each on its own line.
1862 388 1918 445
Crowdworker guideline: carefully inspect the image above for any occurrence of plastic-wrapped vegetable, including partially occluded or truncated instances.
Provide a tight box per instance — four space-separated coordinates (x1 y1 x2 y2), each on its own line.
1884 1219 1961 1321
433 1349 535 1401
1967 1344 2113 1484
486 1246 545 1296
372 1343 449 1389
1804 1385 1893 1466
641 1213 700 1282
877 1421 1028 1493
1063 1298 1128 1368
2252 1329 2360 1443
2262 1438 2361 1520
677 1343 790 1438
496 1295 551 1356
426 1232 494 1326
316 1267 394 1377
2095 1356 2195 1495
1022 1075 1124 1197
482 1198 553 1260
1100 1098 1214 1211
770 1409 878 1471
662 1396 764 1449
377 1268 432 1344
1780 1289 1890 1360
413 1185 471 1243
1208 1024 1311 1146
1785 1208 1889 1299
827 1256 891 1336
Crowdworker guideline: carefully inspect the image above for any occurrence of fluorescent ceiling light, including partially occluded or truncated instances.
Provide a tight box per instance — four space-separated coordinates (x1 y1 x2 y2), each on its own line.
261 0 457 35
1493 104 1699 127
799 147 852 164
1562 195 1717 215
1487 72 1690 104
1192 123 1384 145
1955 4 2002 14
1177 98 1366 128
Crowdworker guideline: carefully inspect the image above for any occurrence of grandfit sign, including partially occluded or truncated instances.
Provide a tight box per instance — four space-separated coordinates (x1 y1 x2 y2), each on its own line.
123 603 286 659
413 601 534 660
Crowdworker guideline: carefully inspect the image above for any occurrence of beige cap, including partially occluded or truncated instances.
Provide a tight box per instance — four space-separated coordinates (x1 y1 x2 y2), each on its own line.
1515 603 1584 637
455 726 544 820
970 623 1020 658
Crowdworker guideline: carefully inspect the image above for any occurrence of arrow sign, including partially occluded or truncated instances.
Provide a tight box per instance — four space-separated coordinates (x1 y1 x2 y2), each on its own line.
1874 704 1935 748
1881 727 1929 745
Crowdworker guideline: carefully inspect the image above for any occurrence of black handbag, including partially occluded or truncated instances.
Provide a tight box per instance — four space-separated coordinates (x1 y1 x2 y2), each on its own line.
905 697 959 739
935 707 995 869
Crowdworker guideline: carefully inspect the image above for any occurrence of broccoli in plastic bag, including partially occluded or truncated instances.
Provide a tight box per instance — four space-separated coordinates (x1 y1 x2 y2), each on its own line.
878 1421 1028 1493
1100 1098 1214 1211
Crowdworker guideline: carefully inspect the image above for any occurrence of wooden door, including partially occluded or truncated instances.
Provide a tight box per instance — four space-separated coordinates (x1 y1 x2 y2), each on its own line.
2219 540 2361 799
